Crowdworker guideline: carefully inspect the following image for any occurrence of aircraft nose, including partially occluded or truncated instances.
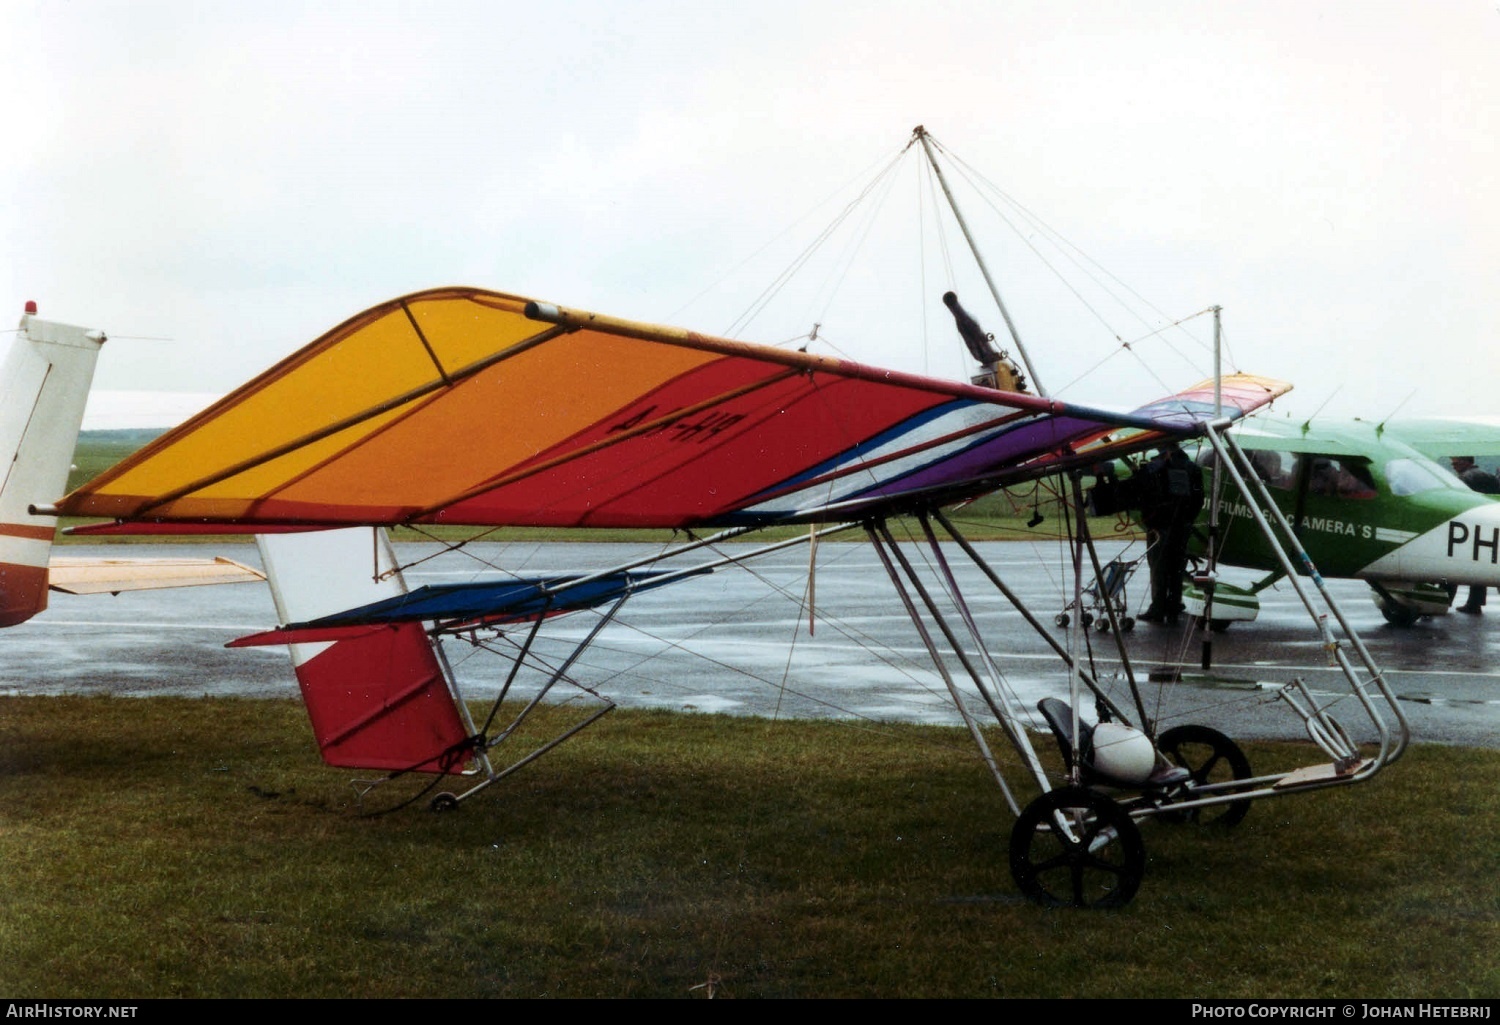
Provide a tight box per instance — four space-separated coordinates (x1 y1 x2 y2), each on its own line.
1364 499 1500 586
1440 504 1500 584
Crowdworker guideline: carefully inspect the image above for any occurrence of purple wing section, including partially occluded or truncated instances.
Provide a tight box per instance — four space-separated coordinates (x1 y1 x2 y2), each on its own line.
723 374 1289 523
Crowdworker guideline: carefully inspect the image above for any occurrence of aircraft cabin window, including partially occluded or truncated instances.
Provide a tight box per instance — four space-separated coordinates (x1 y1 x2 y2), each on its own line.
1385 458 1458 497
1307 457 1377 499
1247 450 1290 488
1193 446 1294 490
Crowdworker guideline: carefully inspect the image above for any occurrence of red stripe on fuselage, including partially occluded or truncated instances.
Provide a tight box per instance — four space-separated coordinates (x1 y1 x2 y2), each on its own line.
0 562 49 626
0 523 56 541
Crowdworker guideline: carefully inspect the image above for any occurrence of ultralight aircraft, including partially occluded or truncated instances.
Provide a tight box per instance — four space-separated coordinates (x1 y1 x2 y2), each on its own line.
10 129 1412 908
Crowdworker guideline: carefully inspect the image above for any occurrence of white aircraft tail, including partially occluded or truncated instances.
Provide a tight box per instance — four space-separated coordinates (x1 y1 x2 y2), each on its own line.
0 303 106 626
255 528 472 773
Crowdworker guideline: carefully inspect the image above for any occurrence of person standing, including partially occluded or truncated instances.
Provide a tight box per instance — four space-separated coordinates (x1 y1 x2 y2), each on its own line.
1136 442 1206 624
1450 456 1500 613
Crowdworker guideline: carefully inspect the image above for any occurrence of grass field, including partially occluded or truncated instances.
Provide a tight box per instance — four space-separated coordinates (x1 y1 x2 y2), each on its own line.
1 697 1495 999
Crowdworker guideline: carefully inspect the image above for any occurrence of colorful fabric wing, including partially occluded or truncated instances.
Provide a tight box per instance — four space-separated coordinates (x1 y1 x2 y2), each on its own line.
230 570 694 644
58 287 1290 530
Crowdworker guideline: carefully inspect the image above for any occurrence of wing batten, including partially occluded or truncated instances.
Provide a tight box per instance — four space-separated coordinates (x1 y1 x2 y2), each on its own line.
124 321 573 519
399 298 453 386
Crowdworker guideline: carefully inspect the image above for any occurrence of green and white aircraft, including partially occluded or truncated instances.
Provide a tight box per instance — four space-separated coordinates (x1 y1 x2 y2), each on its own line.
1169 416 1500 628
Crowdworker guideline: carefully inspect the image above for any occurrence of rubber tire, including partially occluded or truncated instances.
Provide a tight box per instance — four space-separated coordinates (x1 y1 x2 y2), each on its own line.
1009 787 1145 909
1379 603 1421 627
1157 724 1252 827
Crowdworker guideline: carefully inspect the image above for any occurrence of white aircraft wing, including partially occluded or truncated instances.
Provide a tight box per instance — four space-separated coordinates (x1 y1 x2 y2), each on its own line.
46 555 265 595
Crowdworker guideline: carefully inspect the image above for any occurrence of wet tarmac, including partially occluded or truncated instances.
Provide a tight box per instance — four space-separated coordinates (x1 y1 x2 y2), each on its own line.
5 540 1499 749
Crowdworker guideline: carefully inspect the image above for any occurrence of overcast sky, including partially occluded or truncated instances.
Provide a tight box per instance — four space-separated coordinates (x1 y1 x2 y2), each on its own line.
6 1 1498 427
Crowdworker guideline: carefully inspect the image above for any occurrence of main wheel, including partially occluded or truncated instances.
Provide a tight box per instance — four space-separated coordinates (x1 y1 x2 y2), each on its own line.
1378 602 1421 627
1009 787 1145 909
1157 724 1253 827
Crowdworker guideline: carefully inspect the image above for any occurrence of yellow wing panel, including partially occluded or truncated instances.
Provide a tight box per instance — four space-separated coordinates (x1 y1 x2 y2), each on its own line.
268 329 718 513
69 290 563 516
406 291 540 374
91 307 447 501
60 290 738 523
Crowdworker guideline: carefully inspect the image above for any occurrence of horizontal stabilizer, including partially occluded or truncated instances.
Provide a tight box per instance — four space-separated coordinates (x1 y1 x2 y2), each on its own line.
48 555 265 594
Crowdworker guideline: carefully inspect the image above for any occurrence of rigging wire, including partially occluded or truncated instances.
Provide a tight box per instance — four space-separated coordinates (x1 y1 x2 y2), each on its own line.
930 135 1236 399
431 534 979 741
721 146 913 340
880 515 1051 737
808 149 908 328
387 523 509 577
1047 306 1219 399
938 138 1216 349
917 149 962 378
920 151 960 287
664 142 918 330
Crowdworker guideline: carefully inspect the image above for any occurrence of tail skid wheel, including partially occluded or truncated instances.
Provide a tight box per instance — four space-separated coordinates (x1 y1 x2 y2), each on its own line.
1009 787 1145 909
1157 724 1253 827
430 792 460 813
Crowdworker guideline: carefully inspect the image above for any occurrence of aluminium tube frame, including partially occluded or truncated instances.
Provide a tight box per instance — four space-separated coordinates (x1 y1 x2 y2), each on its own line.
882 425 1409 827
426 593 628 806
1205 423 1409 773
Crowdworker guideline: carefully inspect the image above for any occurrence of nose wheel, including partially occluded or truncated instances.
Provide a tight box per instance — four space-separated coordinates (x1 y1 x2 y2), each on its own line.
1009 787 1145 909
